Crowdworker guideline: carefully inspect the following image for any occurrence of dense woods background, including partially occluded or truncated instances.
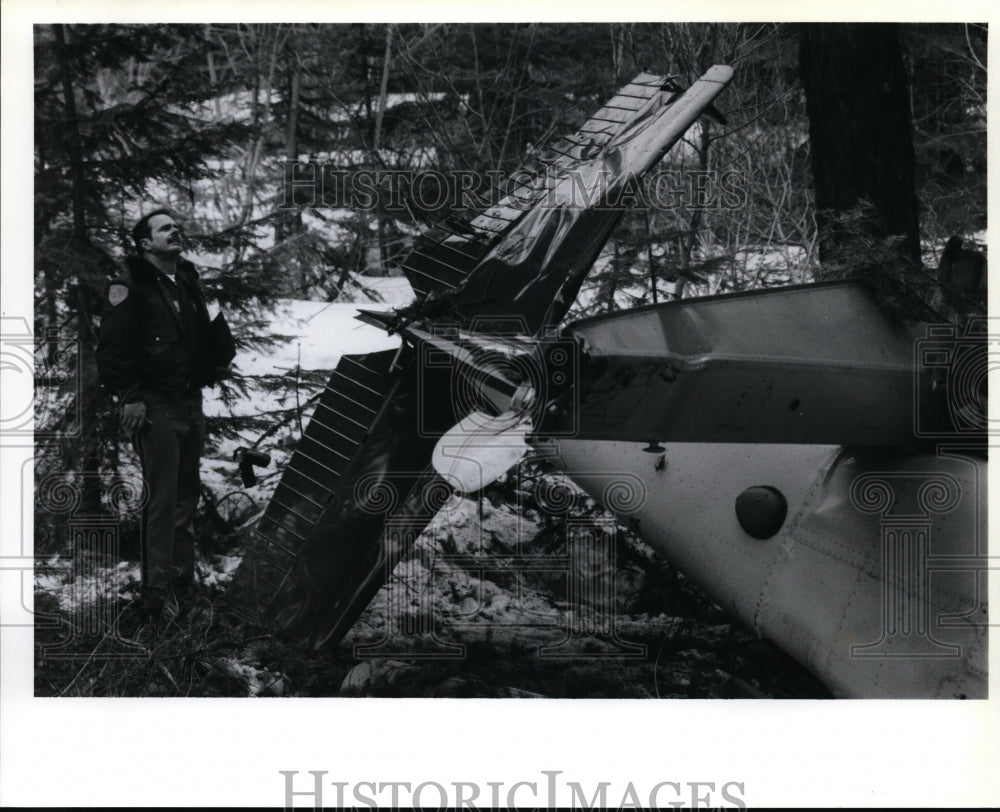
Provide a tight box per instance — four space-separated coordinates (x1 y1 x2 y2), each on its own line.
32 23 987 696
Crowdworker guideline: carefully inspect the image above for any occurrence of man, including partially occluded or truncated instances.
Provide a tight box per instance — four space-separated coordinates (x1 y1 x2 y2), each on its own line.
97 209 223 614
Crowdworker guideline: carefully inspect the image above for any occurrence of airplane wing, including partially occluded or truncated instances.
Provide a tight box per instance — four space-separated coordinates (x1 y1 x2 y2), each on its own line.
398 71 674 302
539 279 980 449
225 67 736 646
400 66 735 334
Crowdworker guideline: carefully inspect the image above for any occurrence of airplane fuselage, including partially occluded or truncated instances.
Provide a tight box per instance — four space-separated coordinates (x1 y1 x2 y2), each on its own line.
552 438 987 698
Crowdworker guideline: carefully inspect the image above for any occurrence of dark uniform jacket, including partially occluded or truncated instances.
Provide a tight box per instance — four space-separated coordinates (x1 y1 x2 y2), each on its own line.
97 256 217 404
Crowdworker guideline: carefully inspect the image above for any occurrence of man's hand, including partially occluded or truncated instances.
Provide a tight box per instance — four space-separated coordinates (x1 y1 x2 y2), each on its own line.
120 401 147 433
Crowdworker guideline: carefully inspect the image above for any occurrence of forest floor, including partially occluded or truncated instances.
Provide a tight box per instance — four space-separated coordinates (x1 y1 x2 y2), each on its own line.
33 503 830 699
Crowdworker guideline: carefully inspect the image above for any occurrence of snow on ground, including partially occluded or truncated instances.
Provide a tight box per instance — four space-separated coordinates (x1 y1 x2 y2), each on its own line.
200 278 413 528
205 277 411 428
227 275 412 379
35 558 141 612
196 554 243 588
213 655 287 697
187 90 450 127
234 299 402 378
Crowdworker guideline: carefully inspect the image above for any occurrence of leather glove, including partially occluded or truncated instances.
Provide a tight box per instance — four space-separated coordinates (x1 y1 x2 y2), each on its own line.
121 401 147 433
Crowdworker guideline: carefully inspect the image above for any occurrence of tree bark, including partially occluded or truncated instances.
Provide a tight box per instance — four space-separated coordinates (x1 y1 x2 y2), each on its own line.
54 25 86 239
278 38 303 241
53 25 103 513
799 24 921 268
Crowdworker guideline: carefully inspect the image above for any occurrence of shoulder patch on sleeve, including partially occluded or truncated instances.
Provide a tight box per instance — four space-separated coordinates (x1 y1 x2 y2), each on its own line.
108 284 129 306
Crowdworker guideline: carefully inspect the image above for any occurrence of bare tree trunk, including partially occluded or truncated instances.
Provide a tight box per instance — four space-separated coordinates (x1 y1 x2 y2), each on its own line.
373 25 393 156
278 38 303 242
206 35 234 230
674 122 712 300
644 208 658 305
374 25 393 272
54 24 102 513
799 23 921 269
54 25 86 239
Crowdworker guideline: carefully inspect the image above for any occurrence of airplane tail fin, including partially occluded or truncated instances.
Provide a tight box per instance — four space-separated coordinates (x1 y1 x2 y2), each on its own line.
225 67 735 648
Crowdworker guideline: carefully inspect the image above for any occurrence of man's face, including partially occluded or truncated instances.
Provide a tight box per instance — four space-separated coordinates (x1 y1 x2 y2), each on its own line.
142 213 183 257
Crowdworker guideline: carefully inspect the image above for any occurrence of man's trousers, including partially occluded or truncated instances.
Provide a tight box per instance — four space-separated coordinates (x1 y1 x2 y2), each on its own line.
133 393 204 594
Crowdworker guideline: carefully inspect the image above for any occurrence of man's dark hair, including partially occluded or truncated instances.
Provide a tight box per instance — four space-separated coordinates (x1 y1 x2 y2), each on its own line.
132 208 175 253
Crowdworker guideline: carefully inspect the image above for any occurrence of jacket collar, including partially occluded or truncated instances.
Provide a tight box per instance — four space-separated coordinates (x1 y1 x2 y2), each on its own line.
126 255 197 286
126 255 204 331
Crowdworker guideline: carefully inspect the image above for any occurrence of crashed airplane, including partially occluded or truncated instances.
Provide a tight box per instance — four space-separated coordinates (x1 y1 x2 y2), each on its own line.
226 66 988 699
